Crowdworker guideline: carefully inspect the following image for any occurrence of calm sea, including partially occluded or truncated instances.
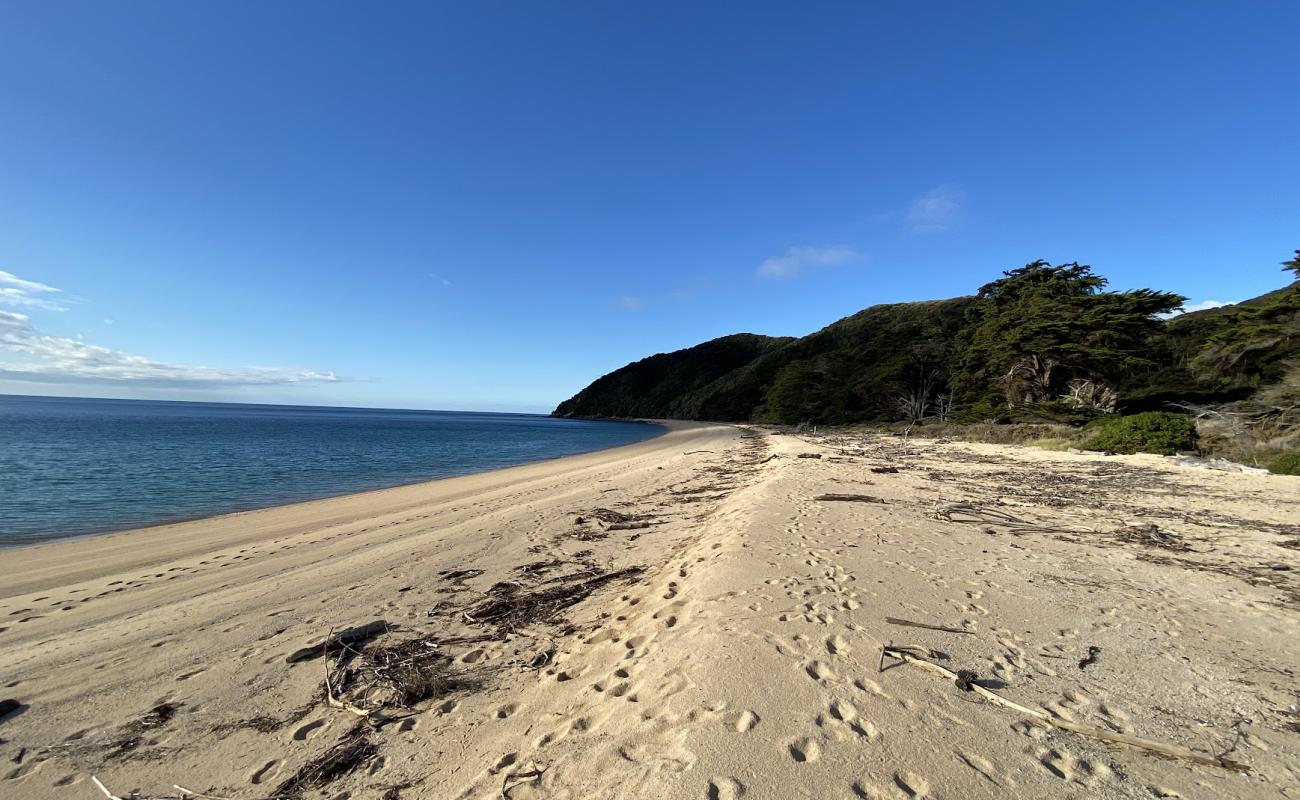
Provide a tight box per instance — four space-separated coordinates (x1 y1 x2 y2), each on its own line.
0 395 662 546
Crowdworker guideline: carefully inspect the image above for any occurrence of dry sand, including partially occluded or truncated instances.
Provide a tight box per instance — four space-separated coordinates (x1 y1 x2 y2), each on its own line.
2 422 1299 799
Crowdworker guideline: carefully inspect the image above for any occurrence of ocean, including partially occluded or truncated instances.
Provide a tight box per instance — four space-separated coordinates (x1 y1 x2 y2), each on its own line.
0 395 662 546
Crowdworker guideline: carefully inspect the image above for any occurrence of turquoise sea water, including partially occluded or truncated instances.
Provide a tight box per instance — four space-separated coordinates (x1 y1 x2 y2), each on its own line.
0 395 662 546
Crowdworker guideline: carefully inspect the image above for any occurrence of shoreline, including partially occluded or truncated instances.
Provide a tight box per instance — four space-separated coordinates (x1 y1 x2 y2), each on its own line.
2 426 1297 799
0 416 669 556
0 419 688 598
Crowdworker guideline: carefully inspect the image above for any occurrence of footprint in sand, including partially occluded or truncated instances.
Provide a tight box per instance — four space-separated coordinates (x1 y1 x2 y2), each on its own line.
707 776 747 799
249 760 279 785
496 703 520 719
788 737 821 763
292 720 326 741
726 710 760 732
893 771 931 798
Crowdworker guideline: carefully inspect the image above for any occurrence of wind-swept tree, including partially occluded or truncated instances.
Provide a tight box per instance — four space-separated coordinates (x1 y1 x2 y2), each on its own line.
959 261 1184 409
1284 249 1300 280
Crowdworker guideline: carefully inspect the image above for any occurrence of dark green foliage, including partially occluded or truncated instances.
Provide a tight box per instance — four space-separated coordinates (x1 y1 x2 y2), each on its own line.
1269 452 1300 475
553 258 1299 428
957 261 1183 408
1283 250 1300 279
1177 286 1300 388
1080 412 1198 455
552 334 792 418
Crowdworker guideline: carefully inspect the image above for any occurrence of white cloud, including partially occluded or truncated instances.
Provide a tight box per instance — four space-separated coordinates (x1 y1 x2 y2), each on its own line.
1158 299 1236 319
0 269 69 311
905 185 962 233
619 295 643 309
0 270 59 294
0 309 340 388
757 245 862 280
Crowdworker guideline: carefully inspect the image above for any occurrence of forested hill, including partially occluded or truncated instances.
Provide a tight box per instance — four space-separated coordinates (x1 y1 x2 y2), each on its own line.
553 257 1300 426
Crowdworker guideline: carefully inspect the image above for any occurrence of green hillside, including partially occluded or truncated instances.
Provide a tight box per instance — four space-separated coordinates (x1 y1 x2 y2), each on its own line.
555 258 1300 427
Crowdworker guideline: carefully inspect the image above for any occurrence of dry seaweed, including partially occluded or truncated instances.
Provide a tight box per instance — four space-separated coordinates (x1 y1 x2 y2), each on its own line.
104 703 179 760
815 493 886 504
270 723 377 798
467 567 645 634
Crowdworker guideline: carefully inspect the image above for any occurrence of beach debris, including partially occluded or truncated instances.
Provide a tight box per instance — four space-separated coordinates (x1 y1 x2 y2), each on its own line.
317 622 480 719
467 567 645 634
270 722 378 798
104 703 180 760
90 776 127 800
933 503 1082 535
879 645 1249 772
871 466 900 473
580 508 641 525
287 620 391 664
1107 523 1190 552
885 616 974 635
502 761 547 797
607 521 651 531
516 559 565 577
1078 645 1102 670
439 568 485 583
797 453 822 459
815 493 885 503
1170 454 1269 474
954 668 981 691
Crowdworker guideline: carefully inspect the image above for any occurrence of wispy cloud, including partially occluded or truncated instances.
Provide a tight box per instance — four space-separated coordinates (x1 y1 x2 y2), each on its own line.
0 269 69 311
618 295 643 310
0 270 341 389
1158 299 1236 319
757 245 862 280
905 184 962 233
428 272 453 287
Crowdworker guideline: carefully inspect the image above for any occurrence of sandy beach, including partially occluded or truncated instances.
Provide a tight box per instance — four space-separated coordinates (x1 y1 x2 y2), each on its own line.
2 423 1299 799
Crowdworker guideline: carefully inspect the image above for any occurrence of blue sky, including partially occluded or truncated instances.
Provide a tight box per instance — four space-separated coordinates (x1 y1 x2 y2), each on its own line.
1 2 1297 412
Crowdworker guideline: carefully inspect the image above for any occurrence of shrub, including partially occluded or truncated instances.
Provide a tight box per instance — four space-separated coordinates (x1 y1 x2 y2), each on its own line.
1029 437 1075 451
1081 412 1198 455
1269 452 1300 475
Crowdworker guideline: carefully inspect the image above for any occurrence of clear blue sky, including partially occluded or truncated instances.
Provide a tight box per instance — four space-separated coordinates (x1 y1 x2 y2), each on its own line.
1 2 1296 412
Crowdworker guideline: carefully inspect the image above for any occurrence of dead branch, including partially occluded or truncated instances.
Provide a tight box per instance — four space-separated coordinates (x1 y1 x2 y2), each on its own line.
881 646 1248 772
815 494 886 503
287 620 390 664
885 617 974 635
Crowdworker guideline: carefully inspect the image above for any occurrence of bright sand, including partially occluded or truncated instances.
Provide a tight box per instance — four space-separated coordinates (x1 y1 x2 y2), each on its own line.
2 422 1299 798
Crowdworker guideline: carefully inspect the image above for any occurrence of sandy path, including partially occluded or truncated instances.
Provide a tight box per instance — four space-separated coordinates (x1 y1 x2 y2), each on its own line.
2 425 1298 799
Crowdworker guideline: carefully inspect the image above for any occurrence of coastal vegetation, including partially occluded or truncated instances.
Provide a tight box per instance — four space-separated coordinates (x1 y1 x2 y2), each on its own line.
555 253 1300 466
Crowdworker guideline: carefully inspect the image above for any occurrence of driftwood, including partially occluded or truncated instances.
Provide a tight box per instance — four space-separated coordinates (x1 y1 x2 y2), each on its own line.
885 617 973 635
322 634 372 718
287 620 390 664
797 453 823 459
606 521 651 531
815 494 885 503
880 645 1249 772
501 761 547 797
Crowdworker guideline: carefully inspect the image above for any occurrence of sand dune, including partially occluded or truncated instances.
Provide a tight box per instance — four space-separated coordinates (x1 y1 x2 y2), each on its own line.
2 423 1299 799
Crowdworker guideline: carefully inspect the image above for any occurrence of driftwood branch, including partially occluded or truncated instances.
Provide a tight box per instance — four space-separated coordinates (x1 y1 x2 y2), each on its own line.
815 494 886 503
885 617 973 635
881 646 1249 772
287 620 390 664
